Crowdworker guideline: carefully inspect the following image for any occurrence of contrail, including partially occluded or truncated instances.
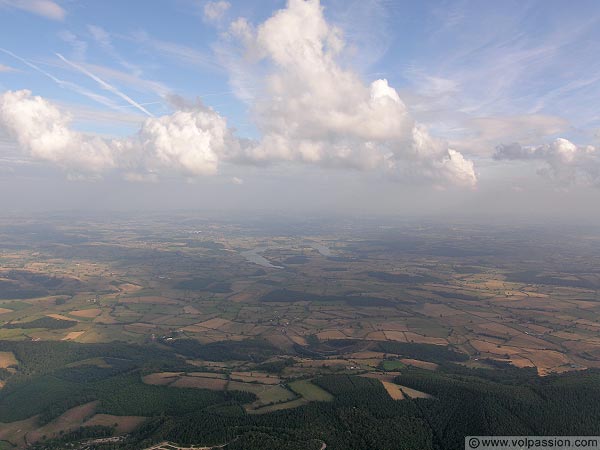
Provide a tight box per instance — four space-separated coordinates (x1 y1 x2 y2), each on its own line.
56 53 154 117
0 47 119 110
1 48 63 84
116 101 163 109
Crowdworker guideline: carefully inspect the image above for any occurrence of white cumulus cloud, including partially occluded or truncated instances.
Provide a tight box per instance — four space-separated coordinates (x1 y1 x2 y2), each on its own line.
0 90 117 171
226 0 477 187
138 109 231 176
0 90 236 178
494 138 600 186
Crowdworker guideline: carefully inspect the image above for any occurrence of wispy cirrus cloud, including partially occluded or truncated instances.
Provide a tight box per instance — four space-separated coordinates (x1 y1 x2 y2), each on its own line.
327 0 393 73
395 0 600 154
129 31 223 72
0 0 65 20
203 1 230 23
87 25 143 77
449 114 571 156
57 30 87 61
0 64 17 72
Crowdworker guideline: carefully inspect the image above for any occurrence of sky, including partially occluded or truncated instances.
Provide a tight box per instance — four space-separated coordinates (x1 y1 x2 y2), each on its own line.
1 0 600 218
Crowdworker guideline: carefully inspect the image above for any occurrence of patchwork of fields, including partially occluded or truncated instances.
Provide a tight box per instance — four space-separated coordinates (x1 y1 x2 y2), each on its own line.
1 216 600 448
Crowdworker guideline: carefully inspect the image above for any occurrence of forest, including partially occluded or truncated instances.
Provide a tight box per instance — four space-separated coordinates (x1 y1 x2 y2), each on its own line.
4 340 600 450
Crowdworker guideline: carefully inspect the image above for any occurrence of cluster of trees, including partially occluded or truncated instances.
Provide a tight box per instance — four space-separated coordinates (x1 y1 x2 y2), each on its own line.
366 271 439 284
0 287 48 299
0 270 79 300
0 340 254 424
396 365 600 446
259 289 394 307
174 277 232 293
55 359 136 383
255 358 295 374
0 340 184 377
428 290 480 301
505 270 599 289
167 338 281 362
378 341 469 363
31 425 115 449
3 316 76 330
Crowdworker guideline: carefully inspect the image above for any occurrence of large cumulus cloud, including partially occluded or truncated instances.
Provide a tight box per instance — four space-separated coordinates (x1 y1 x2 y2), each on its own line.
228 0 476 187
0 90 118 171
138 108 235 176
0 90 235 177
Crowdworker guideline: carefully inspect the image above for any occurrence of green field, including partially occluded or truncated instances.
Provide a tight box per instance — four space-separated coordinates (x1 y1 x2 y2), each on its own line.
381 360 406 371
289 379 333 401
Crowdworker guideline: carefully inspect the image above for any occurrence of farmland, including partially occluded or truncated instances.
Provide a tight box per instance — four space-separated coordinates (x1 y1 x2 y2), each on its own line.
1 214 600 448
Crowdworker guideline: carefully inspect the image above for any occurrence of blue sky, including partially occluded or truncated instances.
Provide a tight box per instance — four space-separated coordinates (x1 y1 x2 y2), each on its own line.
1 0 600 216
